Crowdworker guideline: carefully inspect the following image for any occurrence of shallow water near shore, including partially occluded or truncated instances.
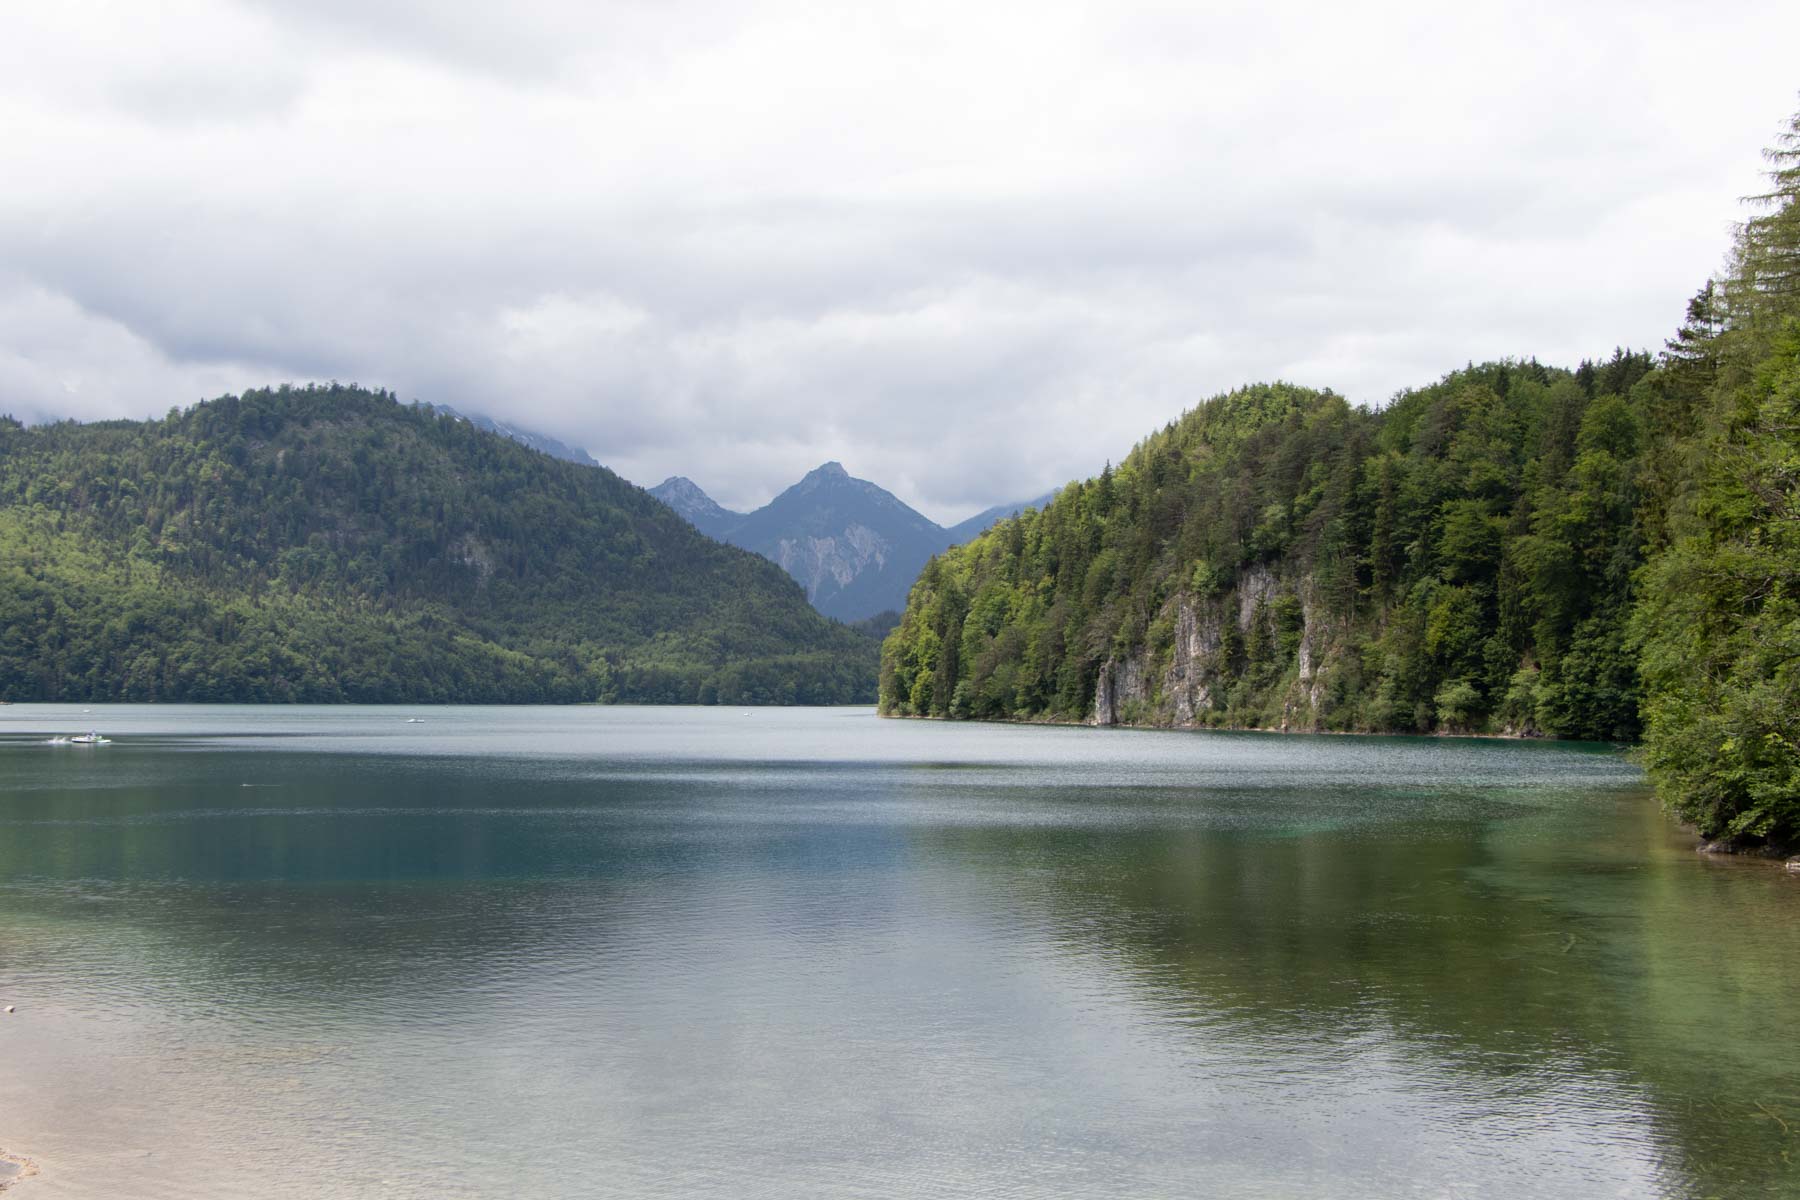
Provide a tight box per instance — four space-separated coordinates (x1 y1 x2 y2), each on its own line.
1 704 1796 1198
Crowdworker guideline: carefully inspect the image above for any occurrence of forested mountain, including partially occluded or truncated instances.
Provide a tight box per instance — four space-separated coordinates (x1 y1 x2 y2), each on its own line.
650 469 1056 621
883 103 1800 851
0 386 876 704
882 363 1653 739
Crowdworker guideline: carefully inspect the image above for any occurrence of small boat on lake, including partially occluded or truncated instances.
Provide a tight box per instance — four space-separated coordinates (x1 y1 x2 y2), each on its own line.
69 732 111 745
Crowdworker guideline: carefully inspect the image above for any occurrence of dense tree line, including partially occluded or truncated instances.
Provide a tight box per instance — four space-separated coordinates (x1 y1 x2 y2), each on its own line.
1632 105 1800 850
0 385 877 705
884 102 1800 850
881 362 1652 739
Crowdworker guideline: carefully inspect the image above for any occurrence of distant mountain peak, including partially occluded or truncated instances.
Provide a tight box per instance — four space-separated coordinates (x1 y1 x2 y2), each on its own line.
647 462 1071 623
647 475 741 537
653 475 709 502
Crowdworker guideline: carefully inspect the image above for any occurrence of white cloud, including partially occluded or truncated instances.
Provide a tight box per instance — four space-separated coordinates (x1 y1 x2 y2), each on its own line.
0 279 282 422
0 0 1795 521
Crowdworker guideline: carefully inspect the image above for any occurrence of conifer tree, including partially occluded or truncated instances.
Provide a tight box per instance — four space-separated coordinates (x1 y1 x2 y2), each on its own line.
1729 103 1800 321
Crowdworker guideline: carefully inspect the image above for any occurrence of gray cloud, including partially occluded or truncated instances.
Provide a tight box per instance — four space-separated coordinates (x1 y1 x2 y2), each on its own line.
0 0 1795 521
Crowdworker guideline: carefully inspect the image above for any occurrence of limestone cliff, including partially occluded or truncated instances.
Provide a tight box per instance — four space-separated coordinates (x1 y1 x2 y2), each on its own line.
1091 567 1333 730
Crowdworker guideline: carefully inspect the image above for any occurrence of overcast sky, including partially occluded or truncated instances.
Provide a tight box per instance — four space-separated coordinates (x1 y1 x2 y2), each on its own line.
3 2 1796 522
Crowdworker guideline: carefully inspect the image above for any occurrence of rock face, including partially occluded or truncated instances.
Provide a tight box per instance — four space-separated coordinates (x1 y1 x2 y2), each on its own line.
773 525 889 600
1165 600 1222 724
1092 570 1331 730
650 465 1059 623
1092 655 1150 726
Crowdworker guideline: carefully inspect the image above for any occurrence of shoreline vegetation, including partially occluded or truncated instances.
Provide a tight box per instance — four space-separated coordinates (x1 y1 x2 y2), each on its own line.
881 102 1800 856
883 708 1589 743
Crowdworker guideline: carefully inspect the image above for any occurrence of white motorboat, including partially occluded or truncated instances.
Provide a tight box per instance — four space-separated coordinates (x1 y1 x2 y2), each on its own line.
69 732 111 745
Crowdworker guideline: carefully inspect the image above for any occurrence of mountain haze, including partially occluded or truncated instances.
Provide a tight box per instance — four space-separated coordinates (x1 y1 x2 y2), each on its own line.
429 405 599 467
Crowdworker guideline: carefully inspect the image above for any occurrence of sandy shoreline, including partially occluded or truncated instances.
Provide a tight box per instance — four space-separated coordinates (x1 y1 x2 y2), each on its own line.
0 1149 37 1192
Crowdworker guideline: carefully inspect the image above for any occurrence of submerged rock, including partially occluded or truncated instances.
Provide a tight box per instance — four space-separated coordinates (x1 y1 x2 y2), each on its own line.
1696 838 1799 864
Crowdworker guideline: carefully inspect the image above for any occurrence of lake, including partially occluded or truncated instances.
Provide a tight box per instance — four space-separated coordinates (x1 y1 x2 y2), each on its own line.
0 705 1796 1198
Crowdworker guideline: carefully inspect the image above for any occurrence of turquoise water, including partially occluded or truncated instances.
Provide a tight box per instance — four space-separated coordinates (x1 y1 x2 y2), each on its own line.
0 705 1796 1198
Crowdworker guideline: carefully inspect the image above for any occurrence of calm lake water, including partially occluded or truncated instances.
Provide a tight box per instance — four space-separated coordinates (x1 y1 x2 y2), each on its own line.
0 705 1796 1198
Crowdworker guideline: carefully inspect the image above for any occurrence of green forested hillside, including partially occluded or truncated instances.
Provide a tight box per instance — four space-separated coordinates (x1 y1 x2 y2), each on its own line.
881 361 1655 740
0 385 876 704
884 105 1800 849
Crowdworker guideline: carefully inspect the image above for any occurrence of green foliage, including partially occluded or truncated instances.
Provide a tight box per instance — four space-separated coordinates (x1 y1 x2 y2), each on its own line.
1633 318 1800 845
1433 678 1482 732
881 366 1651 742
0 385 875 704
1628 101 1800 848
1727 106 1800 323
